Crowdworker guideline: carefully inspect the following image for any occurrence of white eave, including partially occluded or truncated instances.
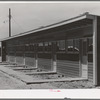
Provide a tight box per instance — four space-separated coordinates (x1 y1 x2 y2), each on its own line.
0 13 95 42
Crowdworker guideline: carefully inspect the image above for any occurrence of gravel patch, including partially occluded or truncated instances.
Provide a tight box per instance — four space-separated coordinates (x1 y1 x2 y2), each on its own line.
0 70 56 89
49 80 95 89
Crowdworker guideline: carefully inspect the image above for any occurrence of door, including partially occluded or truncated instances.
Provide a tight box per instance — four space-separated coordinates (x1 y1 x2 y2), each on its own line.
80 38 88 78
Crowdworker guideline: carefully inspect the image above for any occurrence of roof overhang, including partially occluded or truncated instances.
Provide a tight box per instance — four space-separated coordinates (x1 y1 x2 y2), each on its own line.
0 13 95 42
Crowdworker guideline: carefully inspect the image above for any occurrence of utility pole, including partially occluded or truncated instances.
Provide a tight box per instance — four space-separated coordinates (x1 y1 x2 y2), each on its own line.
9 8 11 37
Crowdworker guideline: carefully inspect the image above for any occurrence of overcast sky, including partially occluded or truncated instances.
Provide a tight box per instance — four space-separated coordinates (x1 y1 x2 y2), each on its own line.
0 2 100 40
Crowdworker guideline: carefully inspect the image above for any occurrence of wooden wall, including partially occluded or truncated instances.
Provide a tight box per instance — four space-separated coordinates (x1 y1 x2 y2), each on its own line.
57 53 79 77
2 19 94 81
38 53 53 71
88 54 93 81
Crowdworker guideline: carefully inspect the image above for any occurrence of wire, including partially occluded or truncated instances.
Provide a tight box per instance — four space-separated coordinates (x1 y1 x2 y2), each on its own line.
11 15 25 32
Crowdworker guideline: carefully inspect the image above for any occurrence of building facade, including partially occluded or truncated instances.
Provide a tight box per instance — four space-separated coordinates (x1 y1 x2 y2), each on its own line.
1 13 100 86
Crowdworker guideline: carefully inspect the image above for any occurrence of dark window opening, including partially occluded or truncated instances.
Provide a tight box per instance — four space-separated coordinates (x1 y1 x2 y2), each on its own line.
57 40 65 53
38 43 44 52
44 42 52 53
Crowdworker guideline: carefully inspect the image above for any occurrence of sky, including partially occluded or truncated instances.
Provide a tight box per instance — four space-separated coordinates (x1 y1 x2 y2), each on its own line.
0 2 100 40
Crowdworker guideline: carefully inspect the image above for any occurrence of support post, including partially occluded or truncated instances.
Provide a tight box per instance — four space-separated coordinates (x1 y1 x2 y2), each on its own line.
35 44 38 68
93 16 97 85
23 45 25 66
15 50 16 64
79 39 82 77
52 42 57 72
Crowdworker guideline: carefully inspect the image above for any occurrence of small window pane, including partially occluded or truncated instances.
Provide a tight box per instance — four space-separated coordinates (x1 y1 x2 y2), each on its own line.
57 40 65 52
67 39 74 52
44 42 52 52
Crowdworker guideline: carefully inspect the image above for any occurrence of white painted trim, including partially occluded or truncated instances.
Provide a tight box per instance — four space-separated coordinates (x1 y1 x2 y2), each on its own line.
93 16 97 85
53 60 57 72
35 59 38 68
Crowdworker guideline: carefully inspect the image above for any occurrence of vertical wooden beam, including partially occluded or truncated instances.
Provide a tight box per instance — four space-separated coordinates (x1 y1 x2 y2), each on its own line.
35 44 38 68
14 46 16 64
79 39 82 77
14 52 16 64
52 42 57 72
23 45 25 65
65 40 68 53
93 16 97 85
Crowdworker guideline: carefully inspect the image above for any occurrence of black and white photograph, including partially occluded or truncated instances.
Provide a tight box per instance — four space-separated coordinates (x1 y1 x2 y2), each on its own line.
0 2 100 89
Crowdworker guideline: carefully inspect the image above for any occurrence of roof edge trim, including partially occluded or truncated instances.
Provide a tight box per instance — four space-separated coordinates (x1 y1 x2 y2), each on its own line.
0 13 94 42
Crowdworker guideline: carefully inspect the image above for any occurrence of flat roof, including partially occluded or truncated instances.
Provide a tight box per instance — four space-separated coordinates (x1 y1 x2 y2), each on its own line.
0 12 95 42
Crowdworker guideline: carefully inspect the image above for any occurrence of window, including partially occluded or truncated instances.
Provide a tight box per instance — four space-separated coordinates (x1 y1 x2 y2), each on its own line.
74 39 79 53
38 43 44 52
67 39 79 53
67 39 74 53
57 40 65 53
30 44 34 52
44 42 52 52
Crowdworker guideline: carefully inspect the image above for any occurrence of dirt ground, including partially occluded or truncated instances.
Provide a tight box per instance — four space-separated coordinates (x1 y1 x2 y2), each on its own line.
0 69 97 89
0 71 57 89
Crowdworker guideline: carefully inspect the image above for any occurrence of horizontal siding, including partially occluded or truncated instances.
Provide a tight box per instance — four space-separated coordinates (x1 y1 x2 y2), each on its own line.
9 56 15 63
25 57 36 67
38 58 52 71
57 60 79 77
16 56 24 65
88 62 93 81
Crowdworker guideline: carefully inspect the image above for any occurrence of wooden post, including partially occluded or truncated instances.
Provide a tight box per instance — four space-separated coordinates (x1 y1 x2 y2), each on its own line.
14 52 16 64
14 46 16 64
35 44 38 68
23 45 25 65
52 42 57 72
79 39 82 77
9 8 11 37
93 16 97 85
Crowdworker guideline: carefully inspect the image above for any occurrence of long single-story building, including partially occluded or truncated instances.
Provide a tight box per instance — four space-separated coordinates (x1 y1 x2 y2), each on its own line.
0 12 100 86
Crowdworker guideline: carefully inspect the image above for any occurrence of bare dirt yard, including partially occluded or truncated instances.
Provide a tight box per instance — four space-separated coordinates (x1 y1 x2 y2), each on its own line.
0 69 96 89
0 71 57 89
0 62 98 89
